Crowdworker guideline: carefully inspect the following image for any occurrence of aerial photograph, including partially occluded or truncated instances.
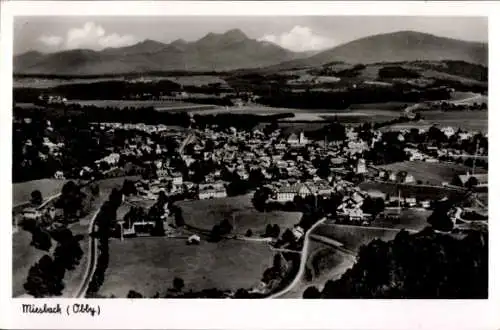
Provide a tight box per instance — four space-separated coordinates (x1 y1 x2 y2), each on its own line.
12 16 488 299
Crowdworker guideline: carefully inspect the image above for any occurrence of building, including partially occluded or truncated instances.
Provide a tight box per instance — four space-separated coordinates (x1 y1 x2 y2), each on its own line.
275 183 314 202
356 158 367 174
22 208 43 221
54 171 65 180
287 132 308 146
187 234 201 245
292 226 305 240
198 186 227 200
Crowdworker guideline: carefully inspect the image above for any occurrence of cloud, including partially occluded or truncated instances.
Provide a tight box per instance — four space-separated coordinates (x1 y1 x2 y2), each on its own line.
259 25 336 52
38 22 138 51
38 35 63 47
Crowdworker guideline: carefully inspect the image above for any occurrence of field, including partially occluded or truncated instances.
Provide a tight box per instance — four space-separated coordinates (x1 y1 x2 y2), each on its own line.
176 194 302 235
312 224 402 253
374 161 475 185
12 178 66 207
383 111 488 133
99 237 274 297
359 181 465 200
68 99 217 112
372 209 432 231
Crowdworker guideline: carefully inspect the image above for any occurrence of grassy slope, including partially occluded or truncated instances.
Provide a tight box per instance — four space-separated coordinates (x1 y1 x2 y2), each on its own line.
312 224 401 253
12 179 66 206
374 161 474 185
99 237 274 297
177 194 301 236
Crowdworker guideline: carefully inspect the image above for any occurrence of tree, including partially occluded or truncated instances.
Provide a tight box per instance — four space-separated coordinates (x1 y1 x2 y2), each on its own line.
303 286 321 298
465 176 479 190
245 229 253 237
122 180 137 196
173 277 185 292
427 201 454 232
30 190 43 206
53 238 84 271
31 228 52 252
127 290 143 298
24 255 65 298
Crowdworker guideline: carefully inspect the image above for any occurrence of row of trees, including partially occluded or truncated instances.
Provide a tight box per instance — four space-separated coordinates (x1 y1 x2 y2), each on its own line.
86 187 123 297
24 227 84 297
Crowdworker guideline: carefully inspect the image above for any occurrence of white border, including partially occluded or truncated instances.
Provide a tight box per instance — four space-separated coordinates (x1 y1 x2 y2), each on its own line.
1 2 499 330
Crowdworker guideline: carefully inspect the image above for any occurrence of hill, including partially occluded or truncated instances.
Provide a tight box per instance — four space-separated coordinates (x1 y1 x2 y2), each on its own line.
14 29 308 75
272 31 488 71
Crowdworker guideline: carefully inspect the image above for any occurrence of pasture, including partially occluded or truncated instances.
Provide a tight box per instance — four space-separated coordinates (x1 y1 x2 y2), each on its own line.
99 237 274 297
177 194 301 236
12 178 66 207
374 161 475 185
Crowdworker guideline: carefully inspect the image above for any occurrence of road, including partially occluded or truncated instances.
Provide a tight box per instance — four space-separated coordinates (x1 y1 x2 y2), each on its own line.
178 132 195 155
73 205 101 298
267 217 326 299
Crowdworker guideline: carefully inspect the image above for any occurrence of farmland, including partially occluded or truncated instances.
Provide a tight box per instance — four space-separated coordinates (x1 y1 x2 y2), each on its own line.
12 178 66 207
374 161 477 185
176 194 302 236
98 237 274 297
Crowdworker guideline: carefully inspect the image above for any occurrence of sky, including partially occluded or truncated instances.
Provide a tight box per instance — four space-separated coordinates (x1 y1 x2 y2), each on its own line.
14 16 488 54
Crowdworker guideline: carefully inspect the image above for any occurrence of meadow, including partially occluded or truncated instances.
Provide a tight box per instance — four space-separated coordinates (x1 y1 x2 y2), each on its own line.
99 237 274 297
359 181 465 200
12 178 66 207
374 161 476 185
176 194 301 236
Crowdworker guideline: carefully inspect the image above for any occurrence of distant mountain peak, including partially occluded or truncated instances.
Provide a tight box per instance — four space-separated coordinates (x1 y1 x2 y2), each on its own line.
223 28 248 39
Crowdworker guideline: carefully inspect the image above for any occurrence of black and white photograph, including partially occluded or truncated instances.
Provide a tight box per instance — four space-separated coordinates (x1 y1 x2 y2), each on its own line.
1 1 499 329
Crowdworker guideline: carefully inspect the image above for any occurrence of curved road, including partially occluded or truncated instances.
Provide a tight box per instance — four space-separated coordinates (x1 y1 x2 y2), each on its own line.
267 218 326 299
73 206 101 298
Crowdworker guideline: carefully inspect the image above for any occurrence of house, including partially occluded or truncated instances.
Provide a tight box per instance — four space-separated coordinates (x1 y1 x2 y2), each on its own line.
276 183 314 202
172 173 183 186
419 200 431 208
54 171 65 180
441 126 455 138
22 208 43 221
187 234 201 245
356 158 367 174
405 197 417 207
198 186 227 200
396 171 415 184
292 226 305 240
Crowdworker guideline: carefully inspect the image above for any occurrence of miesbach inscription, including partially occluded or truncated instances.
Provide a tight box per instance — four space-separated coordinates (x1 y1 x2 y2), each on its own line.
22 303 62 314
21 303 100 316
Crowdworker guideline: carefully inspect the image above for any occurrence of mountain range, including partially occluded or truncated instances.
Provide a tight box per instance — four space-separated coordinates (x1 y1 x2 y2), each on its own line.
14 29 488 75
